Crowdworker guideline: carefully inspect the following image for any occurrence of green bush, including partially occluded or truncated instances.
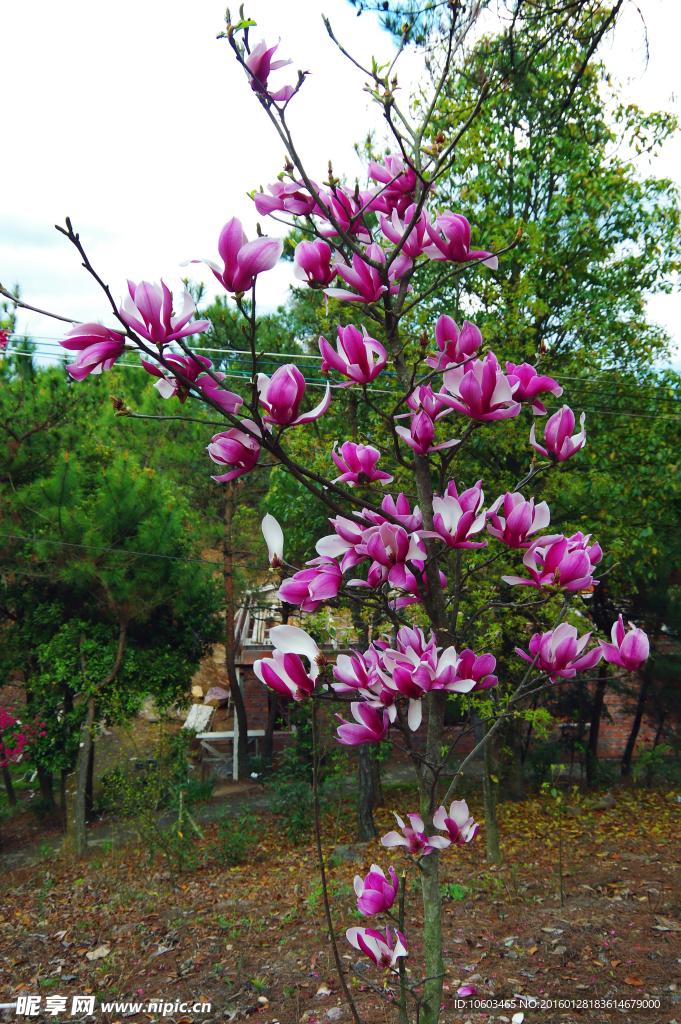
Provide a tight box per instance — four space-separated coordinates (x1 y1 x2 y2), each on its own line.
214 812 257 866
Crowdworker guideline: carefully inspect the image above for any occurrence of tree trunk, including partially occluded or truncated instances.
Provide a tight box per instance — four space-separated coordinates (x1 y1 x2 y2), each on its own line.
356 744 377 840
85 740 95 821
621 677 650 777
263 692 279 762
64 693 96 857
60 769 68 831
2 766 17 808
224 482 249 775
371 744 383 808
587 663 608 786
37 766 56 812
483 727 501 864
498 718 526 802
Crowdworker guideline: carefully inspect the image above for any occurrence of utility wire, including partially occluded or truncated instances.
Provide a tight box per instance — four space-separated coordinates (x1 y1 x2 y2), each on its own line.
0 532 266 570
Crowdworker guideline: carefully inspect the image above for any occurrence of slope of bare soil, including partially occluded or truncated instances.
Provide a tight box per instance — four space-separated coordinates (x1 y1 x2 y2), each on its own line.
0 787 680 1024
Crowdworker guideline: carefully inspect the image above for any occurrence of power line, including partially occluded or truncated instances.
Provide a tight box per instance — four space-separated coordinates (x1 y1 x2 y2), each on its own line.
0 532 266 570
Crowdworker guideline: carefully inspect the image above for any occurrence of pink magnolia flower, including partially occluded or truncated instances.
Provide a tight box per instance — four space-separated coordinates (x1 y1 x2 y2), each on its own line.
378 632 470 729
424 212 498 268
395 409 460 455
254 181 320 218
516 622 602 681
326 243 411 304
261 513 284 568
245 39 295 102
420 479 487 550
442 353 521 421
457 986 477 997
364 522 425 576
119 281 210 346
331 442 393 487
346 926 408 969
206 420 261 482
332 648 382 694
336 702 389 745
502 534 599 591
140 354 243 414
354 865 399 916
381 812 451 856
373 492 422 532
293 239 339 287
380 204 431 258
404 383 452 421
506 361 563 415
530 405 586 461
316 515 369 571
426 316 482 370
314 186 375 241
447 649 498 692
182 217 283 294
60 323 126 380
319 323 387 383
599 615 650 671
368 154 417 215
253 625 321 701
257 364 330 426
432 799 479 845
0 328 8 351
277 557 342 612
487 492 551 548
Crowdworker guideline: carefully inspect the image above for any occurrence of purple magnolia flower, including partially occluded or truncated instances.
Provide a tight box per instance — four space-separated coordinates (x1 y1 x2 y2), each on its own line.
381 812 451 856
257 364 330 426
254 625 321 701
506 361 563 415
119 281 210 346
516 622 602 681
315 514 369 570
319 323 387 384
426 316 482 370
442 353 521 421
245 39 295 102
325 243 411 304
378 636 469 729
346 925 407 969
332 648 382 694
354 865 399 916
293 239 339 287
315 186 374 241
424 212 498 268
261 514 284 568
447 649 498 692
395 409 460 455
368 154 417 215
254 181 319 217
487 492 551 548
432 799 479 845
140 354 243 414
277 557 342 612
374 493 422 532
420 479 487 550
502 533 600 591
206 420 261 482
600 615 650 671
0 328 8 351
60 323 126 380
457 986 477 997
364 522 425 575
182 217 283 294
336 702 390 745
530 405 586 461
380 204 431 258
331 442 393 487
404 383 452 421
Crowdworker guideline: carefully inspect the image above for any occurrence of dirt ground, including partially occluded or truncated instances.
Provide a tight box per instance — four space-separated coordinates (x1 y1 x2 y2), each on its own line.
0 784 680 1024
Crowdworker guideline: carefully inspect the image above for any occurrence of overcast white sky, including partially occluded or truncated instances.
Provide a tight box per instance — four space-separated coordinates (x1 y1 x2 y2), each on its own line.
1 0 679 357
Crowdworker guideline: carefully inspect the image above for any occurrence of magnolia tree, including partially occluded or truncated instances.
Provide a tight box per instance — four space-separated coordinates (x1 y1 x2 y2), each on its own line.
6 4 651 1022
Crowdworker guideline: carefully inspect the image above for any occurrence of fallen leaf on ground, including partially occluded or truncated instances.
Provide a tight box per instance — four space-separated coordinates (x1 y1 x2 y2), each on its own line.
610 959 622 967
624 975 644 987
86 945 110 961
